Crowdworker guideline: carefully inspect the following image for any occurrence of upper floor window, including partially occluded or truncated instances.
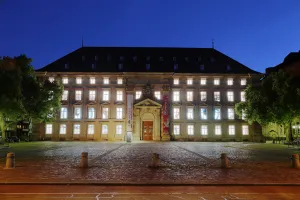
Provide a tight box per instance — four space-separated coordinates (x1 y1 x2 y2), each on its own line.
62 90 68 101
154 91 161 100
200 91 207 101
90 77 96 84
62 77 68 84
89 90 96 101
187 108 194 120
200 108 207 120
60 107 68 119
214 78 220 85
228 108 235 120
227 78 233 85
75 90 82 101
88 124 95 135
116 108 123 119
173 108 180 120
241 78 247 86
88 108 95 119
214 91 220 102
187 78 193 85
173 91 180 102
102 107 109 119
242 125 249 135
46 124 53 134
103 77 109 84
187 125 194 135
228 125 235 135
74 107 82 119
215 125 222 135
76 77 82 84
201 125 208 135
187 91 193 102
241 91 246 102
174 78 179 85
173 125 180 135
49 77 55 83
214 108 221 120
117 78 123 84
116 90 123 101
103 90 109 101
227 91 234 102
200 78 206 85
116 124 123 134
135 91 142 99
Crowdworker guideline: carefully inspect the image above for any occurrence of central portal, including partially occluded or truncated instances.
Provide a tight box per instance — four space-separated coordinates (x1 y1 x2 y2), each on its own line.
143 121 153 140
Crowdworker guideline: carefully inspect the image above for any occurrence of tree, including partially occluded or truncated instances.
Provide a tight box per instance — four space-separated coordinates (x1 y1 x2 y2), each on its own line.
235 70 300 141
0 55 63 139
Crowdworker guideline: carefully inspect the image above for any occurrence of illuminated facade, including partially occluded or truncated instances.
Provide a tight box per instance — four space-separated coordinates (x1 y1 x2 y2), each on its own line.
35 47 263 141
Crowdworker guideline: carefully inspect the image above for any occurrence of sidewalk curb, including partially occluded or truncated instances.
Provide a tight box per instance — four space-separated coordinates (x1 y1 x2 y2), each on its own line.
1 182 300 186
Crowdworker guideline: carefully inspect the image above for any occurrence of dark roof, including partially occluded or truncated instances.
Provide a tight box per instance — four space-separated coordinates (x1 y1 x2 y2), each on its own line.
266 51 300 74
36 47 260 74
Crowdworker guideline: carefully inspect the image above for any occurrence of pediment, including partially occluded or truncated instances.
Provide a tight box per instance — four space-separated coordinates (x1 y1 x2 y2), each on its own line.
134 98 162 108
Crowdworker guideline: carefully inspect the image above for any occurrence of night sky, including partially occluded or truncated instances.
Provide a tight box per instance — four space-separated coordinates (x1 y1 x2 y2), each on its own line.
1 0 299 72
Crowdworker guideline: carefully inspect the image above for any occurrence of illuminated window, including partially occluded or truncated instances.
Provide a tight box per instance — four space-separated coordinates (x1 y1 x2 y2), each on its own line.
74 107 82 119
228 125 235 135
59 124 66 134
116 90 123 101
187 91 193 101
187 78 193 85
88 124 94 135
242 125 249 135
88 108 95 119
215 125 222 135
228 108 235 119
102 124 108 134
103 90 109 101
45 124 53 134
75 90 82 101
116 125 122 135
49 77 54 82
116 107 123 119
201 125 208 135
227 91 234 102
135 91 142 99
102 108 109 119
241 91 246 102
60 107 68 119
90 77 96 84
241 78 247 86
174 78 179 85
173 91 180 102
89 90 96 101
214 91 220 102
62 90 68 101
103 77 109 84
187 107 194 120
62 77 68 84
187 125 194 135
154 91 161 100
173 108 180 120
214 108 221 120
227 78 233 85
76 77 82 84
200 108 207 120
173 125 180 135
214 78 220 85
200 91 207 101
73 124 80 135
200 78 206 85
117 78 123 84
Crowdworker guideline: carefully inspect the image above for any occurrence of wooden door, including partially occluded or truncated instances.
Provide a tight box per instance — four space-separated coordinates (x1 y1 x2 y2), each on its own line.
143 121 153 140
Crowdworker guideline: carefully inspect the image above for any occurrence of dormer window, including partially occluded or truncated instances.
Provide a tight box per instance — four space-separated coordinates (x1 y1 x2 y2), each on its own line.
62 77 68 84
133 56 137 62
92 64 96 69
146 64 150 70
173 57 176 62
107 55 111 61
103 77 109 84
200 64 205 71
146 56 150 61
185 57 189 62
198 56 202 61
95 55 98 61
226 65 231 71
82 56 85 61
64 63 69 69
210 57 215 63
118 63 123 70
76 77 82 84
159 57 164 61
174 64 178 70
120 56 124 61
49 77 55 83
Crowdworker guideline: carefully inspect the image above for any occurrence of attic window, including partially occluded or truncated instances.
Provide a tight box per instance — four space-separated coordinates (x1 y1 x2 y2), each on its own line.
200 64 205 71
95 55 98 61
146 64 150 70
210 57 215 63
226 65 231 71
92 64 96 69
107 55 111 61
146 56 150 61
198 56 202 62
185 57 189 62
120 56 124 61
133 56 137 62
82 56 85 61
118 63 123 70
159 57 164 61
173 57 176 62
174 64 178 70
64 64 69 69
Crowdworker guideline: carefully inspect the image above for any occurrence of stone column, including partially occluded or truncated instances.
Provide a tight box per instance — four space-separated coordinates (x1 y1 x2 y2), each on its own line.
161 84 171 141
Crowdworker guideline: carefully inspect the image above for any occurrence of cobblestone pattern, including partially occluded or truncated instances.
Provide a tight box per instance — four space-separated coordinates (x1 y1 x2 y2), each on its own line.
0 142 300 184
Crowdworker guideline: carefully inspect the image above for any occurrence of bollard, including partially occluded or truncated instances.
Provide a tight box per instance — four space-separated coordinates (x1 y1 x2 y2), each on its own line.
150 153 160 168
221 153 230 169
291 154 300 169
80 152 88 168
5 152 15 169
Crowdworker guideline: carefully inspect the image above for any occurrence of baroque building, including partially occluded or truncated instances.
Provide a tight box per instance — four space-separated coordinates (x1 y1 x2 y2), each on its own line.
35 47 263 142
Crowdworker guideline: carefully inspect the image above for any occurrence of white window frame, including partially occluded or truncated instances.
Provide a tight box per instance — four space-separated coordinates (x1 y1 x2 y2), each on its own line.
173 107 180 120
116 124 122 135
228 108 235 120
228 125 235 135
187 125 194 135
241 91 246 102
241 78 247 86
227 78 233 86
214 91 220 102
200 108 207 120
135 91 142 99
62 90 68 101
103 77 109 84
117 78 123 84
88 107 95 119
187 107 194 120
102 107 109 119
62 77 68 84
200 91 207 101
201 125 208 135
45 124 53 134
173 125 180 135
187 91 193 102
60 107 68 119
187 78 193 85
200 78 206 85
76 77 82 84
227 91 234 102
89 90 96 101
214 107 221 120
174 78 179 85
74 107 82 119
173 91 180 102
214 78 220 85
75 90 82 101
116 107 123 119
88 124 95 135
90 77 96 84
242 125 249 135
116 90 123 101
215 125 222 135
59 124 66 134
102 124 108 134
154 91 161 100
102 90 109 101
73 124 80 135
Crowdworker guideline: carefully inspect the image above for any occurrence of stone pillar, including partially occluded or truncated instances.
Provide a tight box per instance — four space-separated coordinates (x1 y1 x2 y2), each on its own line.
80 152 88 168
5 152 15 169
161 84 171 141
221 153 230 168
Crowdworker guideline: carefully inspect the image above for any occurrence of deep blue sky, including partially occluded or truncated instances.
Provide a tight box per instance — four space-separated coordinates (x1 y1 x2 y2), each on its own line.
1 0 299 72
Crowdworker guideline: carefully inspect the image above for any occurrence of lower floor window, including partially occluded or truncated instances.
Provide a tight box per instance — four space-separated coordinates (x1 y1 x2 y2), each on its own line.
116 125 122 135
88 124 94 135
173 125 180 135
60 124 66 134
187 125 194 135
201 125 208 135
242 125 249 135
228 125 235 135
45 124 53 134
102 124 108 134
73 124 80 134
215 125 222 135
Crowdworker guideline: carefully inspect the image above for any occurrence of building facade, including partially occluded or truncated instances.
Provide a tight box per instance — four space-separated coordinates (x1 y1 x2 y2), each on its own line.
35 47 263 142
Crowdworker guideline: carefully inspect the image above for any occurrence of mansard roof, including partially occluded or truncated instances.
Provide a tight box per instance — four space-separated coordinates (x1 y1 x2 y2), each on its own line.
36 46 260 74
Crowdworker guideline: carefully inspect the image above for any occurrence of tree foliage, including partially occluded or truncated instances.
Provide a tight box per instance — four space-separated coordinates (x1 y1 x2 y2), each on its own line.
235 70 300 140
0 55 63 138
